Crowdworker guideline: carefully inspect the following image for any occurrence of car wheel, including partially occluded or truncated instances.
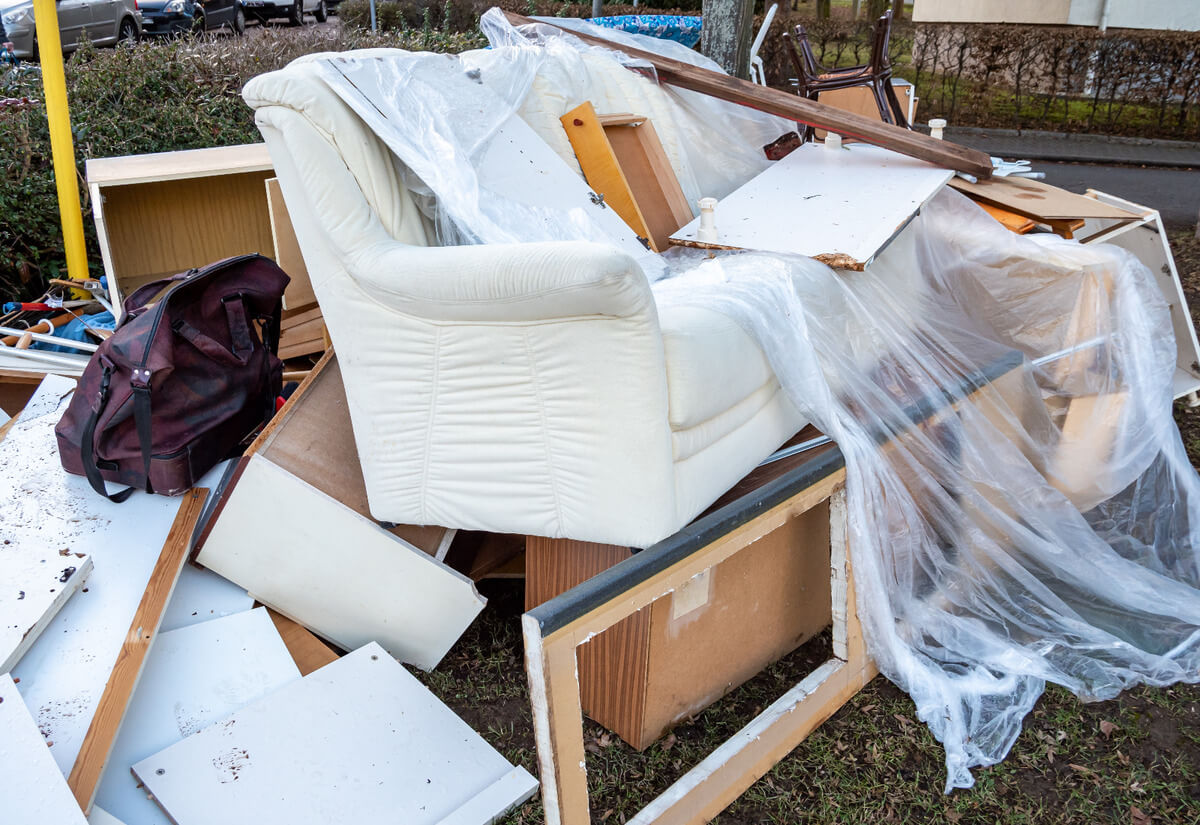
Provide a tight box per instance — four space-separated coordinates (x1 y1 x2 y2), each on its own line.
287 0 303 26
313 0 326 22
117 17 138 46
232 5 246 34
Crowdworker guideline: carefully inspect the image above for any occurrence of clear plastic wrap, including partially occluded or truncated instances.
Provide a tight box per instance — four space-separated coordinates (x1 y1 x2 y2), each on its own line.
301 14 1200 790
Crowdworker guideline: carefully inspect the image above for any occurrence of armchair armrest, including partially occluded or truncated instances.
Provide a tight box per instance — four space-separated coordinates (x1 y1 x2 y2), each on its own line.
348 239 655 323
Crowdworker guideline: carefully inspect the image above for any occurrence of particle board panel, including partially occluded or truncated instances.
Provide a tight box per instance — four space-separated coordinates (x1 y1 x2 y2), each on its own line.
604 116 693 251
949 175 1140 223
68 488 210 815
85 144 273 187
132 643 538 825
4 378 233 776
89 807 128 825
669 142 953 269
265 177 316 310
0 673 89 825
158 565 254 633
1 547 92 674
265 608 341 676
196 456 483 671
92 608 300 825
99 171 276 307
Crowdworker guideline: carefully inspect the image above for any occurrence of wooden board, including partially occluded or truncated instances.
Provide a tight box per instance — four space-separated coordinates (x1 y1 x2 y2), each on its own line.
265 178 316 310
92 608 301 825
319 58 651 260
197 456 483 671
949 175 1140 222
669 142 952 269
3 379 233 777
504 11 993 179
978 202 1036 234
69 488 210 816
812 81 916 140
266 608 340 676
85 144 273 188
1 546 92 674
0 674 89 825
132 642 538 825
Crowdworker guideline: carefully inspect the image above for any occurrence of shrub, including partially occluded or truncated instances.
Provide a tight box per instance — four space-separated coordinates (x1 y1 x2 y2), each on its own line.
0 26 485 298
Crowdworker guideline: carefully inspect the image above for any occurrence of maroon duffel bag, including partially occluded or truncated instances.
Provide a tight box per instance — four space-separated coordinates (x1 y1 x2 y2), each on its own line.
56 254 289 501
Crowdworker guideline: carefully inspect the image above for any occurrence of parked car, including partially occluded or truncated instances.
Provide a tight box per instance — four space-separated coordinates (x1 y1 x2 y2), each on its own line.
242 0 325 26
140 0 245 36
0 0 141 59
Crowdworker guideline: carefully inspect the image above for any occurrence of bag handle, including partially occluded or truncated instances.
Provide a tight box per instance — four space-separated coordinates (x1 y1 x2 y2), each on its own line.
171 294 255 366
79 364 136 503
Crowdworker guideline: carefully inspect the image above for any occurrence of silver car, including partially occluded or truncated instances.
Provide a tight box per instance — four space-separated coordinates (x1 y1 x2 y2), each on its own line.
0 0 142 60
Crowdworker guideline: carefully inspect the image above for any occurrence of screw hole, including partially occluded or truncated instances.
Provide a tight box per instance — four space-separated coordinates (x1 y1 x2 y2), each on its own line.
156 768 166 775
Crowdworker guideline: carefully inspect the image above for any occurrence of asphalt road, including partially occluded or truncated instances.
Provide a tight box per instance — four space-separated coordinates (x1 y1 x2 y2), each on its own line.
1038 161 1200 231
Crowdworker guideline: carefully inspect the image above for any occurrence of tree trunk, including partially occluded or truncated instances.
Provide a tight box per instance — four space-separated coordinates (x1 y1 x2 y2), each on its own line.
866 0 887 20
815 0 831 19
891 0 904 21
701 0 756 79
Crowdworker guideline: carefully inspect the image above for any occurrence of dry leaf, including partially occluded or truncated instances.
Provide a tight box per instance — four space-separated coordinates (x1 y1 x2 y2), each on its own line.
1130 805 1151 825
945 811 962 823
661 732 677 751
1100 720 1117 739
598 732 612 748
1068 763 1093 774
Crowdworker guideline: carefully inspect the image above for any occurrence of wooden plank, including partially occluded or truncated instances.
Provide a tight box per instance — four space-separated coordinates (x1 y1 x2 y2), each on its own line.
266 607 340 676
670 141 951 268
92 607 300 825
279 303 322 329
68 488 210 816
86 144 273 188
1 546 92 674
0 674 89 825
950 175 1140 222
504 12 993 179
131 643 538 825
561 101 656 248
978 202 1036 234
266 178 316 310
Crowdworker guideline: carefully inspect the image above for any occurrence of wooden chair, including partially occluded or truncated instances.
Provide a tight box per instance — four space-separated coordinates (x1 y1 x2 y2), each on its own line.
783 10 909 139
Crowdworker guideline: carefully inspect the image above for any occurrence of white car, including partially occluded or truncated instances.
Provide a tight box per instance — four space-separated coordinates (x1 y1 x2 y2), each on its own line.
241 0 325 26
0 0 142 59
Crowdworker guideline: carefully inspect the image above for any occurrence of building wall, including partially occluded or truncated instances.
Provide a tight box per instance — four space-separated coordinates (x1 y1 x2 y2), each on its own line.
912 0 1200 31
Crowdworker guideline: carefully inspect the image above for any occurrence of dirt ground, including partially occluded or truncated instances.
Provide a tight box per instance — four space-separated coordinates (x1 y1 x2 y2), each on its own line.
416 231 1200 825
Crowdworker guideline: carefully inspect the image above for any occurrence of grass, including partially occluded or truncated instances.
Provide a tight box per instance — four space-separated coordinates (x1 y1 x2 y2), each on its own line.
410 232 1200 824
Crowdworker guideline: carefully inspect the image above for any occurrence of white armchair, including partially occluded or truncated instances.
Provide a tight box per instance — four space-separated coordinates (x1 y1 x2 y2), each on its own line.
244 57 805 548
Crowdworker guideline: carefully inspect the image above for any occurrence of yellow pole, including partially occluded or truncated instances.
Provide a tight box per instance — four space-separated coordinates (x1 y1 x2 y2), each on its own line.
32 0 90 283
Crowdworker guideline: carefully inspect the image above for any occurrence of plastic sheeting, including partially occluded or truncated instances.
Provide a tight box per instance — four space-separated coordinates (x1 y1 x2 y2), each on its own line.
304 10 1200 790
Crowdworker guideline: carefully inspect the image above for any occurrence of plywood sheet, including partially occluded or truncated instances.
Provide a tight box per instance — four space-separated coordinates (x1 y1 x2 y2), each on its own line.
132 643 537 825
196 456 485 671
670 142 952 268
85 144 273 187
93 608 300 825
1 545 92 674
950 175 1140 222
4 378 233 775
0 673 88 825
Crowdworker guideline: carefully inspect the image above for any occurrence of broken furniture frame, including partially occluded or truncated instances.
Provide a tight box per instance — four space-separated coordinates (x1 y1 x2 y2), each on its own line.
524 443 874 825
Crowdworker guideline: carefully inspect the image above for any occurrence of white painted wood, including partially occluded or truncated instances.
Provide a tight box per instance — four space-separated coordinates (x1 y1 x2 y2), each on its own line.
88 806 129 825
0 673 89 825
1083 190 1200 400
197 455 486 671
1 548 92 674
829 487 850 662
670 142 953 267
93 608 300 825
159 565 254 633
4 377 233 775
319 57 649 259
132 642 538 825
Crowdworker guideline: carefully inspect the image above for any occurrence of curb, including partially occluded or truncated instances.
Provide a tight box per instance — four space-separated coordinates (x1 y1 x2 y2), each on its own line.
917 126 1200 169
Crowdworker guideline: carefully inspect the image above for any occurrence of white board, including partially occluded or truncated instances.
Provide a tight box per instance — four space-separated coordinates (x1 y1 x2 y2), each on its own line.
0 673 89 825
89 807 128 825
197 455 486 671
670 142 953 267
4 377 234 774
1 547 92 674
159 565 254 633
133 642 537 825
93 608 300 825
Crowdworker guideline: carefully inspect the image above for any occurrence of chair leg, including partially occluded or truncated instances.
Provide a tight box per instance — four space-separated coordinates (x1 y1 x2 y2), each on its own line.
882 77 910 128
